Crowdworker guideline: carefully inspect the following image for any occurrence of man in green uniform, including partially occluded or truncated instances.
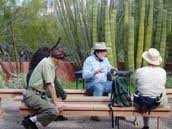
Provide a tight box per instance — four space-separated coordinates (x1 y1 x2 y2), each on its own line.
21 48 66 129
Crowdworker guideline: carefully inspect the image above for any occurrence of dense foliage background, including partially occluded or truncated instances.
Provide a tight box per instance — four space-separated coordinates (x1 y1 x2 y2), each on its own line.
0 0 172 71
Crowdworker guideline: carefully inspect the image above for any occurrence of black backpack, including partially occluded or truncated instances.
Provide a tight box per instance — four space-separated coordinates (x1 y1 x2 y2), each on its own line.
108 71 132 128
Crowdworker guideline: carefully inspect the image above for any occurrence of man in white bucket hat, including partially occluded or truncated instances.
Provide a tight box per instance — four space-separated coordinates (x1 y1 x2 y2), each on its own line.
134 48 167 129
82 42 117 121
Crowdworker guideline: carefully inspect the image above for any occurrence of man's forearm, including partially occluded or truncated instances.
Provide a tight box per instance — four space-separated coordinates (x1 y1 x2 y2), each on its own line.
47 83 59 103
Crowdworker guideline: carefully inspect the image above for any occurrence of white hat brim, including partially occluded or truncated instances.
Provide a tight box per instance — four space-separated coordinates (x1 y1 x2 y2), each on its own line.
142 51 162 66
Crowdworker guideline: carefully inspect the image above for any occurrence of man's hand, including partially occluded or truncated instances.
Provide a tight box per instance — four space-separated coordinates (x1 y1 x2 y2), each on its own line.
110 68 118 75
110 68 118 73
94 68 104 75
47 83 64 112
54 101 64 112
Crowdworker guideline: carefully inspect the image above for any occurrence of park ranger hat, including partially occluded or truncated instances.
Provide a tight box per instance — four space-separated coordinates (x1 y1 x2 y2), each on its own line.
51 47 67 60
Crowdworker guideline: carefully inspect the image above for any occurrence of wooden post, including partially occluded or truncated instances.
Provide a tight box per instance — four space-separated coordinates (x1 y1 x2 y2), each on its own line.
157 117 160 129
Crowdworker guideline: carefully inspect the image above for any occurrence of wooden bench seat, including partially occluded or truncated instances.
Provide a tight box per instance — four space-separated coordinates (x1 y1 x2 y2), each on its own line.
19 103 171 129
14 96 110 104
0 89 87 98
0 108 2 117
166 89 172 99
0 97 2 116
0 89 25 98
64 89 87 96
1 88 172 98
63 96 110 104
19 103 171 117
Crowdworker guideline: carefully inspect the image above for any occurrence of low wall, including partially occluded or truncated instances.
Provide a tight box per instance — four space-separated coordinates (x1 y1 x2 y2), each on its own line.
0 61 76 83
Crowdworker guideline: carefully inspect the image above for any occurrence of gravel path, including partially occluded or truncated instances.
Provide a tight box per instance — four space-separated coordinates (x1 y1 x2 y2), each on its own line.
0 98 172 129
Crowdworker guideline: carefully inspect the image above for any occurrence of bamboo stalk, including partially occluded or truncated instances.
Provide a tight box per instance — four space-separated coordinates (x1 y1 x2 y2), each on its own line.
136 0 146 68
92 0 98 44
128 16 135 72
110 9 117 68
167 12 172 35
105 4 114 66
160 10 167 67
143 0 154 66
154 0 163 50
124 0 129 68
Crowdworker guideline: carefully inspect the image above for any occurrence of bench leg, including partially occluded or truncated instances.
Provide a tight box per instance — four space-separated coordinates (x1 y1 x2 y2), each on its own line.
133 116 139 126
157 117 160 129
115 117 120 129
76 80 78 89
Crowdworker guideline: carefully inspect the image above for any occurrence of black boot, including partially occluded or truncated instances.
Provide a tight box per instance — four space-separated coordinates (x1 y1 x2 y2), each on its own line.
21 116 38 129
54 115 68 121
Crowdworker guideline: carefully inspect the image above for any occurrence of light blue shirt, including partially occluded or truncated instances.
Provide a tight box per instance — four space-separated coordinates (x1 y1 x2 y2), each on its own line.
82 54 113 84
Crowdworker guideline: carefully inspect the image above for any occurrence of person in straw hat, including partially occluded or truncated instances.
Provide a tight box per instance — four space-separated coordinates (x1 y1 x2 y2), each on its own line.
134 48 168 129
82 42 117 121
83 42 117 96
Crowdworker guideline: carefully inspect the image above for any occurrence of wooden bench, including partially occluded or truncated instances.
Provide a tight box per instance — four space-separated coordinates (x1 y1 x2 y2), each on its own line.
0 97 3 117
19 102 171 129
63 96 110 104
0 89 87 98
1 88 172 98
166 89 172 99
0 89 25 98
0 87 169 129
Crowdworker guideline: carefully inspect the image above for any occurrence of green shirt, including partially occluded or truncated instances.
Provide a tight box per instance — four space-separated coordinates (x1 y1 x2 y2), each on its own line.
28 57 56 92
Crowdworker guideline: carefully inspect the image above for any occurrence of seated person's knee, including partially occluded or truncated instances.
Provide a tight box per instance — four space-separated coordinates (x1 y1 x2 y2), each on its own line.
49 108 58 118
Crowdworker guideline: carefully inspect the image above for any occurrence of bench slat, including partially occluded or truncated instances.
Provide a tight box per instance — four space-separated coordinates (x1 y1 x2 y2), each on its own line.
65 96 110 102
0 88 172 97
19 103 171 117
1 88 172 100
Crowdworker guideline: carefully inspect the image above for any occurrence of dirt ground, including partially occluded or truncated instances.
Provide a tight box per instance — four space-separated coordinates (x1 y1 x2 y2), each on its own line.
0 98 172 129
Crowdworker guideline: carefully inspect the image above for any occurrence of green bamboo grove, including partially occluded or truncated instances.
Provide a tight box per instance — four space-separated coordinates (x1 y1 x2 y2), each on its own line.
160 10 167 67
105 3 114 66
143 0 154 66
110 9 117 68
136 0 146 69
124 0 129 68
56 0 172 70
154 0 163 50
